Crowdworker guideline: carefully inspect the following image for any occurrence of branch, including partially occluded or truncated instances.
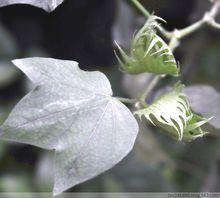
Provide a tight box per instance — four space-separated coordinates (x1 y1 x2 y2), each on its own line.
170 0 220 41
209 20 220 29
117 97 137 105
130 0 150 18
130 0 220 41
129 0 172 39
138 75 161 108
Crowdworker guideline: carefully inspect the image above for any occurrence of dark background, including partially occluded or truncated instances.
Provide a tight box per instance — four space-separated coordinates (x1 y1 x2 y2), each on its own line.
0 0 220 194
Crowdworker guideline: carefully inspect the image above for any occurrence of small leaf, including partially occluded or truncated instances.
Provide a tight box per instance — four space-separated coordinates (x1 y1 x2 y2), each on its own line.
0 58 139 195
0 0 64 12
135 82 211 142
115 16 179 76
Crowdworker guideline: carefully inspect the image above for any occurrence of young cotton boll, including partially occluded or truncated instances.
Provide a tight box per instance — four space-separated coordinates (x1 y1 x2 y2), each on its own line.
135 82 212 143
115 15 179 76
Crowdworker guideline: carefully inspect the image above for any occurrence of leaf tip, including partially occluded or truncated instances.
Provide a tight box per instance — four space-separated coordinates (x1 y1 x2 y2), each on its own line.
11 59 19 65
52 183 63 197
11 58 26 70
208 116 215 121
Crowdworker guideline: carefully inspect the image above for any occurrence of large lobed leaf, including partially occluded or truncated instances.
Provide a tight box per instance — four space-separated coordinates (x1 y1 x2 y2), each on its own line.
135 83 211 142
0 58 139 195
115 16 179 76
0 0 64 12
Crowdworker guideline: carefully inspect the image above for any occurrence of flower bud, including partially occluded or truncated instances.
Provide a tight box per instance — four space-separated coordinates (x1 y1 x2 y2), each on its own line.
115 16 179 76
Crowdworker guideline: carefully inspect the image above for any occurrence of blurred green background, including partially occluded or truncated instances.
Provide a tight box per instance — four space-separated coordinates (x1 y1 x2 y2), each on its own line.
0 0 220 194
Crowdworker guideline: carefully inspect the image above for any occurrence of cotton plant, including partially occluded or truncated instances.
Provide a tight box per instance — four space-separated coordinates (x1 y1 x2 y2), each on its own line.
0 0 220 196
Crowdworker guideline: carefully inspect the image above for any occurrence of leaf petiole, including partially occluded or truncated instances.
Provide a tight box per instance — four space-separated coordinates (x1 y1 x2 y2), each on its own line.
116 97 137 105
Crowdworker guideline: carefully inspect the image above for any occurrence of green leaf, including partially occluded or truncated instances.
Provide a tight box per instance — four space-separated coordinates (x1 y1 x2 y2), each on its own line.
115 16 179 76
135 82 211 142
0 0 64 12
0 58 139 195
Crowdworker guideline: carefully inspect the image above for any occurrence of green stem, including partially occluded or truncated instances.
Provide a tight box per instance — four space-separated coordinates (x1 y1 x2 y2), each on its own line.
157 26 173 39
168 36 180 51
130 0 150 18
117 97 136 105
139 75 161 107
209 20 220 29
171 0 220 40
129 0 171 39
178 20 205 38
130 0 220 41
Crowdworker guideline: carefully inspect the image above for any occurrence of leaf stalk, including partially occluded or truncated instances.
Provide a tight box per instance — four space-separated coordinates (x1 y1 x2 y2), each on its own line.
116 97 137 105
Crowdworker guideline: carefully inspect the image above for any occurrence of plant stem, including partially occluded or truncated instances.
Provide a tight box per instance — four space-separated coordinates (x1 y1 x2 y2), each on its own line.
129 0 171 39
178 20 205 38
130 0 150 18
130 0 220 41
117 97 137 105
139 75 161 107
171 0 220 40
168 36 180 51
210 0 220 18
209 20 220 29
